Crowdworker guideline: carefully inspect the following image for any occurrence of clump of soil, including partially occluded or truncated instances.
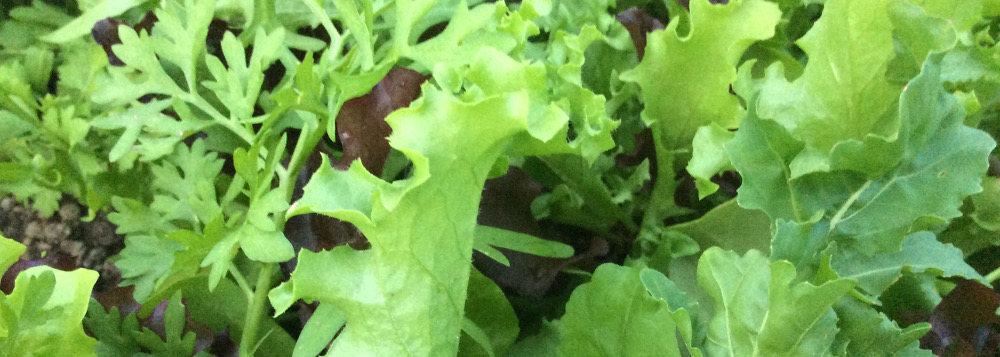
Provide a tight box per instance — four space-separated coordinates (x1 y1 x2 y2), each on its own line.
0 195 124 292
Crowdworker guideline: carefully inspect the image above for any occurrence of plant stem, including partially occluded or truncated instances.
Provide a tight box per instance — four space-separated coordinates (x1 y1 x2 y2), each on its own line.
636 129 680 250
240 262 276 357
986 266 1000 284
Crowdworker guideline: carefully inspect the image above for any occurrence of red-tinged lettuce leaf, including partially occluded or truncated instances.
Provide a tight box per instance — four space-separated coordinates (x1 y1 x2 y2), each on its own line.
557 264 682 357
830 297 933 356
614 7 664 61
697 248 856 356
830 232 985 305
274 83 545 355
620 0 780 149
334 67 427 176
1 235 99 356
921 279 1000 355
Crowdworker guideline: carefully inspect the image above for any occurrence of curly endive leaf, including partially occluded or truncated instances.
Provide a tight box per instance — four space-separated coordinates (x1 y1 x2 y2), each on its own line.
275 81 553 355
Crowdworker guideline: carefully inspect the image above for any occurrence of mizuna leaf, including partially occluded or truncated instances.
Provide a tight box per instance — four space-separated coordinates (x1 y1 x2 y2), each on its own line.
830 232 985 303
620 0 780 148
697 248 855 357
557 264 682 357
274 85 543 355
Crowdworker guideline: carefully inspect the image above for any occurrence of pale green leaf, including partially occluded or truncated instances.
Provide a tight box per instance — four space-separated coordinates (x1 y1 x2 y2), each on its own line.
41 0 147 44
620 0 780 148
272 85 545 355
558 264 681 357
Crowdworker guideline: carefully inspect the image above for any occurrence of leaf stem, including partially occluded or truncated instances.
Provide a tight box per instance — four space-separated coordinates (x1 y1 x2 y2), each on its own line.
229 264 254 301
636 129 680 251
240 262 276 357
986 266 1000 284
828 181 871 232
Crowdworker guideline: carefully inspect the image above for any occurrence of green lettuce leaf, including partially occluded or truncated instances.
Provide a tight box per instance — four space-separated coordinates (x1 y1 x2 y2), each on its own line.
272 80 553 354
698 248 856 356
750 0 901 176
557 264 682 357
1 235 99 356
830 232 985 303
620 0 780 148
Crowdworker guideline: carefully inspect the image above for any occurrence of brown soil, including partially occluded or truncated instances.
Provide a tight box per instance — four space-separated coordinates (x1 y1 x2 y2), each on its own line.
1 195 124 292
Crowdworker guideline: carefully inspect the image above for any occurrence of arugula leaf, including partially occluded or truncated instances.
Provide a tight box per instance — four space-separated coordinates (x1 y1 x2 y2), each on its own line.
830 232 984 303
830 297 932 356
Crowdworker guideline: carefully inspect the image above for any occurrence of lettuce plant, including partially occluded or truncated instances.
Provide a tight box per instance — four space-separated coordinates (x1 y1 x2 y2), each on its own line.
2 0 1000 356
